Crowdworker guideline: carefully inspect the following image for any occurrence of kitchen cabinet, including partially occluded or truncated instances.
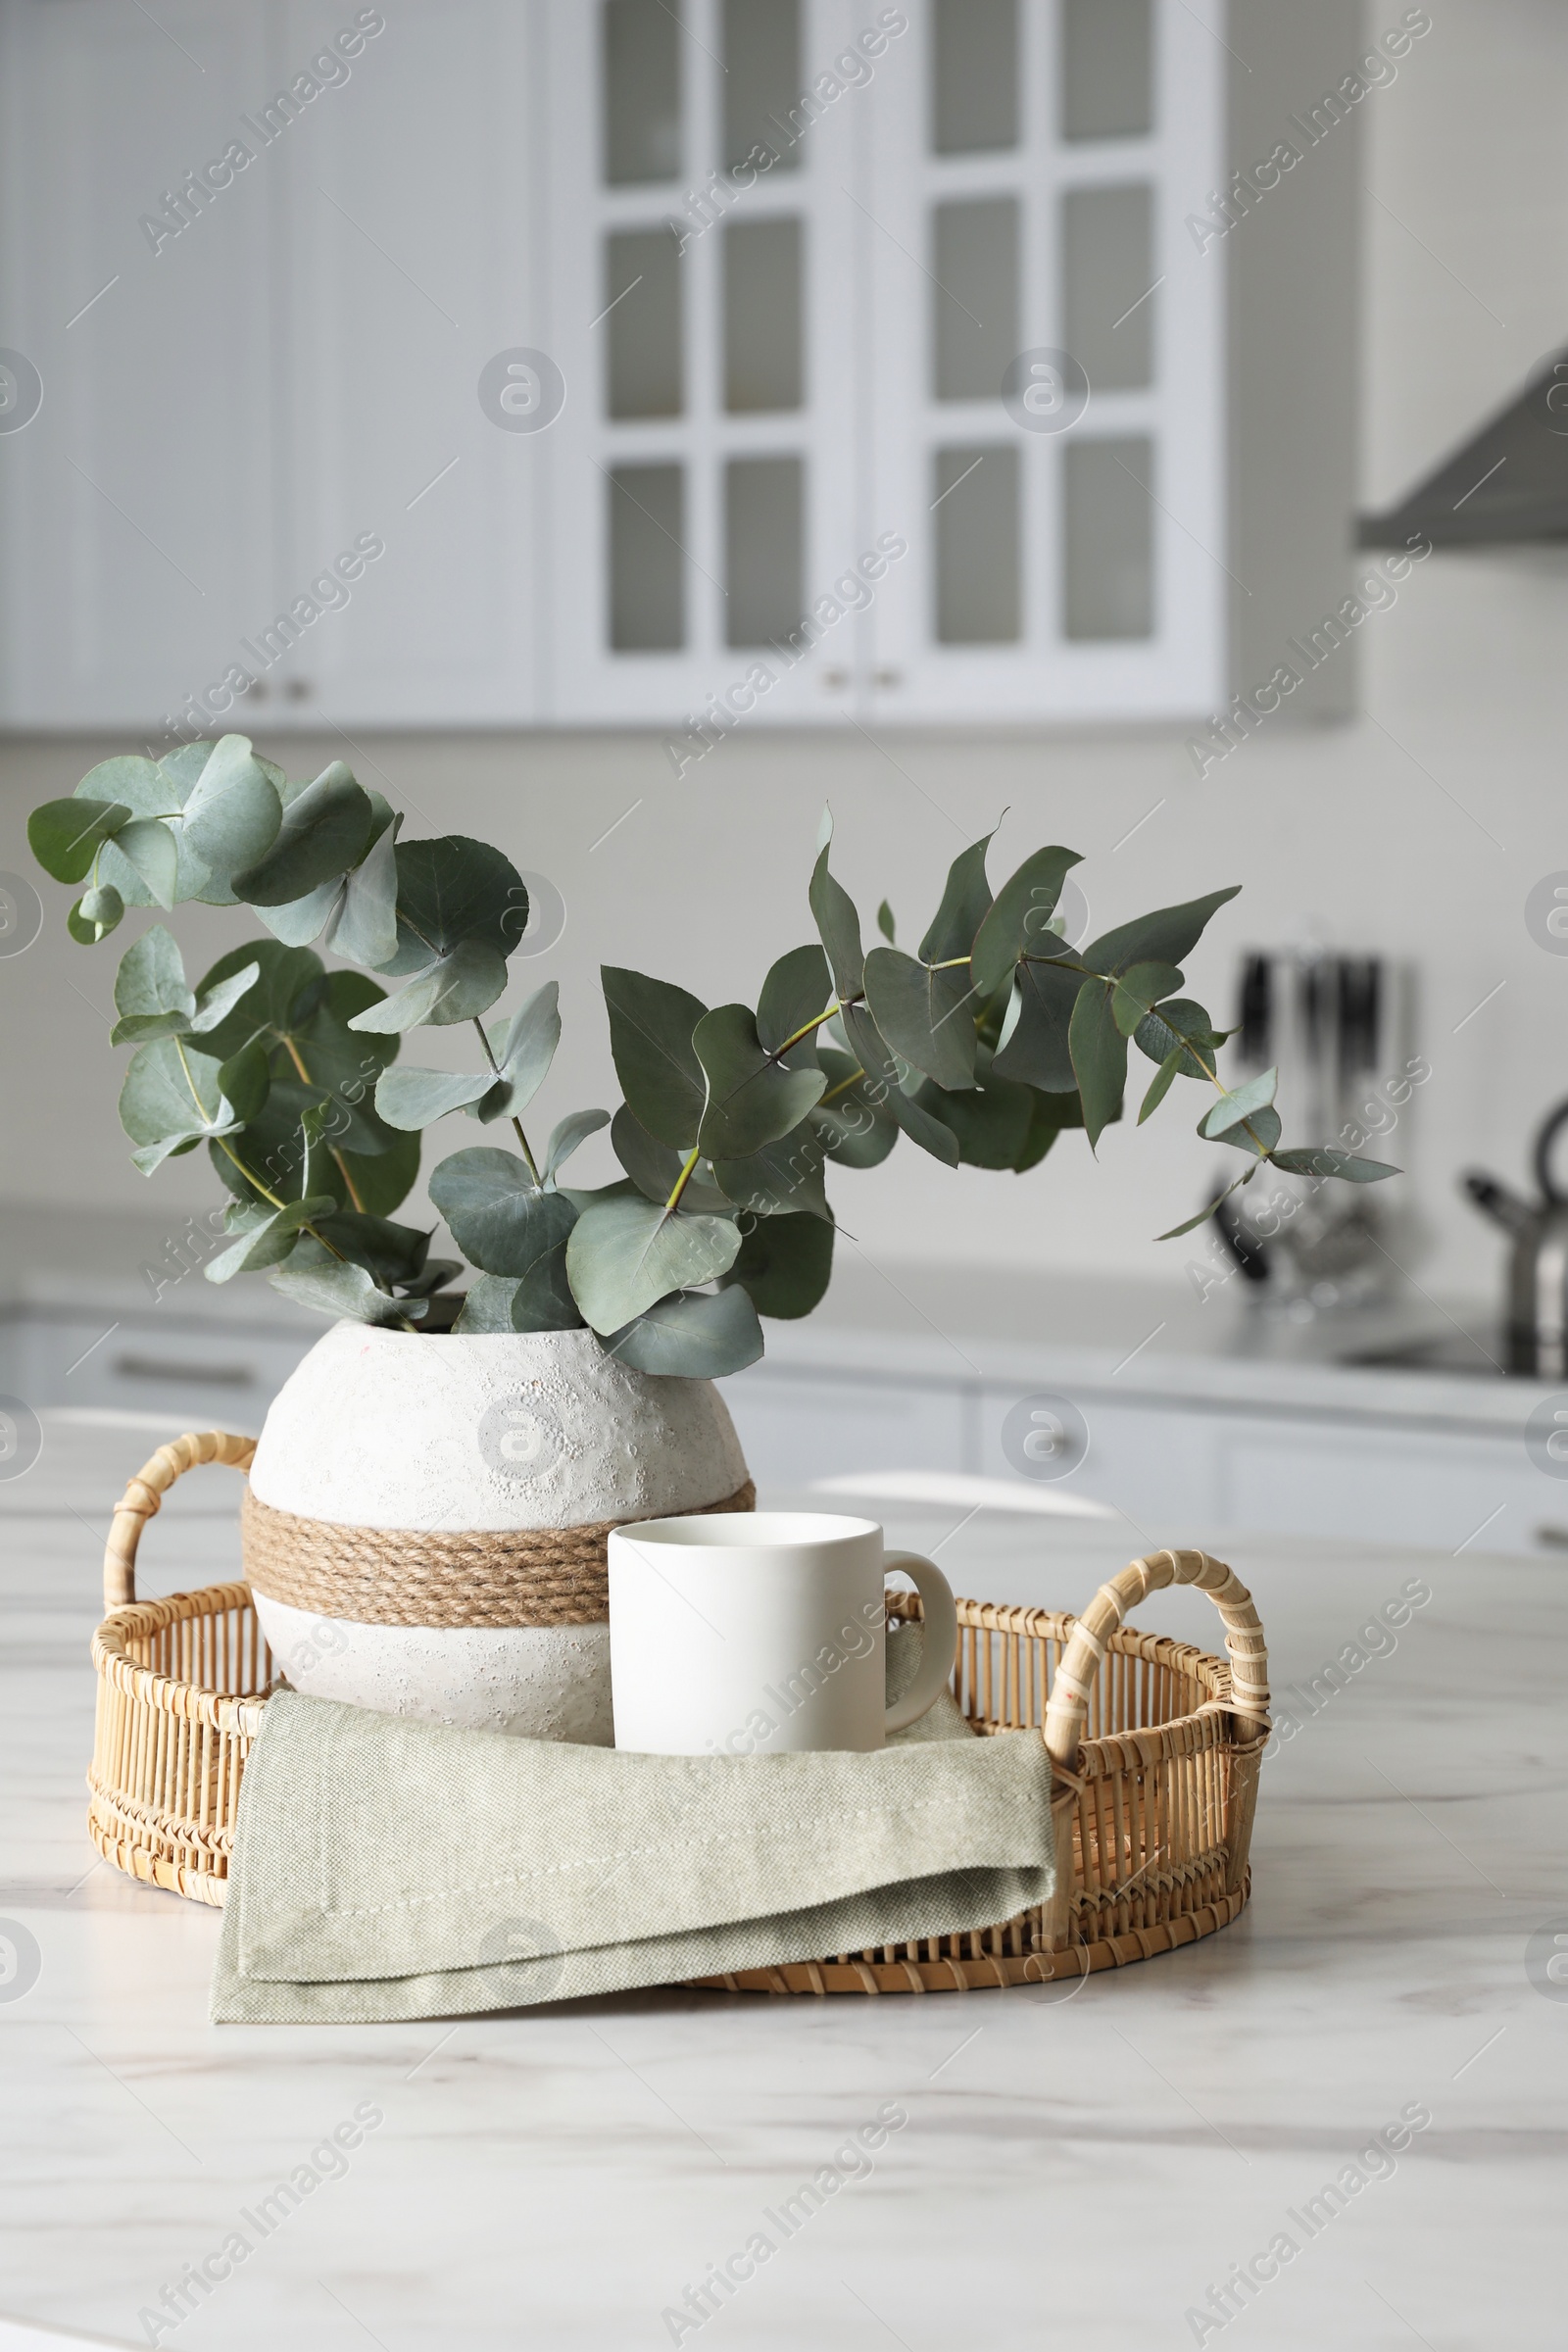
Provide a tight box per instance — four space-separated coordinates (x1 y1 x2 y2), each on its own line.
0 0 1357 734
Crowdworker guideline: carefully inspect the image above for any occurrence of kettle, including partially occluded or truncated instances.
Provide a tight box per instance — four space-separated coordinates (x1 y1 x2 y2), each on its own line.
1463 1102 1568 1375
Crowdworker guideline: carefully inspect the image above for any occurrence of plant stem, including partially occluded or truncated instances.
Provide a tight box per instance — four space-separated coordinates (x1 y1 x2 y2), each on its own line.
664 1147 701 1213
280 1033 367 1212
817 1067 867 1107
472 1016 540 1183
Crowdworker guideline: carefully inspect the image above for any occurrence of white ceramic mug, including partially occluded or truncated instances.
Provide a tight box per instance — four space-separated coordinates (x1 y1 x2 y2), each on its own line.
607 1510 959 1755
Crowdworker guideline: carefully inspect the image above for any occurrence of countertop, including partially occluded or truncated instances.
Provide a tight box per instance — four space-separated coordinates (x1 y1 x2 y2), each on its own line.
1 1415 1561 2350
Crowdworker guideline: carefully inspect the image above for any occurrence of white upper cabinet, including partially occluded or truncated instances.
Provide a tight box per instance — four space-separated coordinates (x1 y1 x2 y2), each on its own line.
0 0 1351 735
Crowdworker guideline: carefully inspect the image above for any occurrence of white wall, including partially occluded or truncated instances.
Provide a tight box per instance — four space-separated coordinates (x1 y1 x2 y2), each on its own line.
2 0 1566 1307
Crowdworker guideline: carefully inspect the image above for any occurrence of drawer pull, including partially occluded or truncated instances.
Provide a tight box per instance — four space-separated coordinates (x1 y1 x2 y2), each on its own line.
111 1354 256 1389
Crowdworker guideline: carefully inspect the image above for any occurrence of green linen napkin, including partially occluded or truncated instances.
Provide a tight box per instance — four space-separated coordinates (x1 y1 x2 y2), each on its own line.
211 1627 1054 2023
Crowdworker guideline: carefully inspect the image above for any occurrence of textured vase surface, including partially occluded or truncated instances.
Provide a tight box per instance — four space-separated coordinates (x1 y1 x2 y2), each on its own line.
247 1320 749 1740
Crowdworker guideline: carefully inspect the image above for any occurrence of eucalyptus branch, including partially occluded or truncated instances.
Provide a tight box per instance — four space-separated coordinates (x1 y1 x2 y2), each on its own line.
472 1015 540 1184
278 1032 367 1212
664 1146 701 1214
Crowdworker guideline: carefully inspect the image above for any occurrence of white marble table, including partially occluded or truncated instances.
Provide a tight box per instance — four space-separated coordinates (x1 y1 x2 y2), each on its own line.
1 1412 1562 2351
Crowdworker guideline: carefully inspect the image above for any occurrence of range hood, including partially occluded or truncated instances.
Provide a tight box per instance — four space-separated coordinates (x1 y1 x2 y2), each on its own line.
1358 350 1568 548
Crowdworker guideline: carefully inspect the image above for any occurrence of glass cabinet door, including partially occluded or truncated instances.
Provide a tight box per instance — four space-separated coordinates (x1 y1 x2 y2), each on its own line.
544 0 864 729
863 0 1227 722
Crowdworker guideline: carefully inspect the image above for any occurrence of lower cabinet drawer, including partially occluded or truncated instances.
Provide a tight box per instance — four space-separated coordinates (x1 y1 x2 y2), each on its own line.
5 1311 317 1432
722 1366 969 1492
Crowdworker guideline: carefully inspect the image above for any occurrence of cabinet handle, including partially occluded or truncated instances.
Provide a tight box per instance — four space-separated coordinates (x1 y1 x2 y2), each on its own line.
283 677 312 702
873 667 902 687
112 1353 256 1389
1534 1524 1568 1551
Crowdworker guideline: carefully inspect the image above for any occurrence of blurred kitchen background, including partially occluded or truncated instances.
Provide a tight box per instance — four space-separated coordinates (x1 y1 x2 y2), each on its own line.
3 0 1568 1552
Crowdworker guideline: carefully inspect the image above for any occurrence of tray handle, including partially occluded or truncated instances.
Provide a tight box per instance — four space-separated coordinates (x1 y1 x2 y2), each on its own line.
104 1430 258 1612
1044 1547 1270 1770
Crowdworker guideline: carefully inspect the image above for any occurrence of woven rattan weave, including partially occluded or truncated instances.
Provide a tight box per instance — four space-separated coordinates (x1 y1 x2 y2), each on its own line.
89 1434 1271 1990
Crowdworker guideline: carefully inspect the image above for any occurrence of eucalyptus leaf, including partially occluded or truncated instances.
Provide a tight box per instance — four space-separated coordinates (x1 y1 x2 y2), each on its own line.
113 818 179 908
808 831 863 1002
565 1195 741 1335
119 1037 239 1173
990 957 1081 1094
254 875 345 948
611 1106 732 1212
231 761 372 906
712 1129 831 1221
1110 961 1185 1039
189 960 261 1038
1139 1049 1184 1125
179 736 283 885
383 836 528 972
862 948 977 1091
428 1149 578 1279
28 798 131 885
756 943 830 1068
1067 978 1127 1152
1156 1171 1253 1242
217 1041 271 1124
1084 885 1242 978
1269 1147 1399 1182
917 830 994 964
347 939 508 1033
543 1108 611 1183
876 901 896 944
1133 998 1222 1077
694 1004 826 1160
270 1255 421 1327
1199 1066 1278 1140
726 1211 834 1319
603 1285 762 1378
603 965 709 1149
204 1194 337 1283
68 884 123 944
970 846 1083 997
916 1053 1035 1168
1012 1091 1065 1172
839 1004 960 1168
452 1274 523 1334
1207 1105 1282 1157
329 820 401 969
111 927 194 1045
473 982 561 1121
808 1046 898 1169
375 1065 495 1131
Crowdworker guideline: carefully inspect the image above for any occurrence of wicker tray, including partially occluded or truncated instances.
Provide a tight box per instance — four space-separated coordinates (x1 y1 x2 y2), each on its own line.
89 1433 1271 1994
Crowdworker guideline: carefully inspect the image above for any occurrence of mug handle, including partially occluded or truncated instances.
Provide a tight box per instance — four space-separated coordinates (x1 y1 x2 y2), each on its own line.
882 1553 959 1735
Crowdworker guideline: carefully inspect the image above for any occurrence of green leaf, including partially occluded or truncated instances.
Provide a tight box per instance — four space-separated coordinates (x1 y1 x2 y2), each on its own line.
450 1227 584 1333
862 947 977 1091
1111 961 1185 1039
565 1195 741 1335
712 1130 831 1221
111 926 194 1044
544 1108 610 1183
428 1149 578 1279
726 1211 833 1318
302 1213 434 1289
179 735 283 886
808 1045 898 1168
383 836 528 972
189 960 261 1038
68 884 123 945
839 1003 960 1167
74 754 209 906
1012 1091 1064 1172
254 875 345 948
329 819 401 969
756 944 830 1067
375 1065 495 1131
1199 1066 1278 1140
193 940 322 1058
217 1041 271 1124
876 900 896 944
473 981 561 1122
1068 979 1127 1152
603 965 709 1149
694 1003 827 1160
604 1285 762 1377
917 830 994 964
231 761 372 906
610 1106 732 1211
1084 885 1242 978
990 957 1081 1094
1156 1171 1253 1242
452 1274 522 1334
119 1037 240 1174
808 830 864 1002
1133 998 1222 1076
348 939 508 1033
970 846 1083 997
1138 1049 1184 1125
334 1126 419 1220
204 1194 337 1283
916 1052 1035 1168
1270 1147 1400 1182
29 797 131 884
113 819 179 908
270 1255 421 1327
1208 1105 1282 1156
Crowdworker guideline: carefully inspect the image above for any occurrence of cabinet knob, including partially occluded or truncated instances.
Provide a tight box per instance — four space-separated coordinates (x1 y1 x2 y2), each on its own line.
873 667 903 687
821 667 850 690
284 677 312 702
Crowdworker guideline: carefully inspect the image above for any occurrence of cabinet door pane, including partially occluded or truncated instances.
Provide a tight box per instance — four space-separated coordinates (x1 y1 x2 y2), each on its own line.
1061 0 1152 140
932 198 1018 400
607 227 684 416
1064 436 1152 639
724 218 804 412
935 447 1020 642
610 464 686 648
931 0 1019 153
1062 183 1153 391
726 456 804 645
604 0 683 183
723 0 802 172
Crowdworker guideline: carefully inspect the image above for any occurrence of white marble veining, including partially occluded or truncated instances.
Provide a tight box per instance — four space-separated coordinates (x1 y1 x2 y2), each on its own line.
0 1414 1562 2350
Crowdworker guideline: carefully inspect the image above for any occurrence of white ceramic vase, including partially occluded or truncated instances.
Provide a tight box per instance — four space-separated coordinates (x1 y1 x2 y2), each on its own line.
247 1320 749 1742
